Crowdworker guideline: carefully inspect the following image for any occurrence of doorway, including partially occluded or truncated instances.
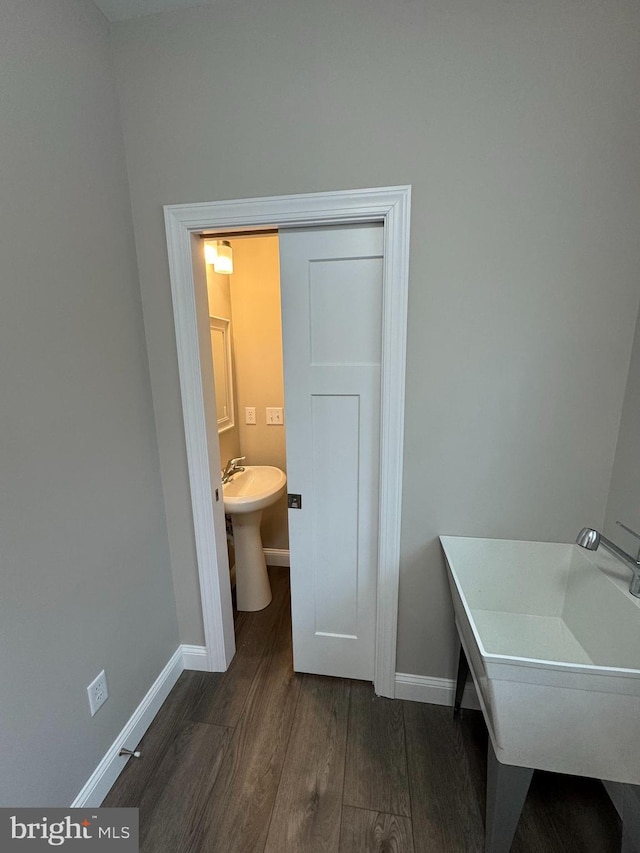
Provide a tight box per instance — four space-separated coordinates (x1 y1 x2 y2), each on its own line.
164 186 411 698
204 231 289 604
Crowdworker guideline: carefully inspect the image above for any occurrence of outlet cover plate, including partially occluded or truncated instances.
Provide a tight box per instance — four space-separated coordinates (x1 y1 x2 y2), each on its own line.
87 669 109 717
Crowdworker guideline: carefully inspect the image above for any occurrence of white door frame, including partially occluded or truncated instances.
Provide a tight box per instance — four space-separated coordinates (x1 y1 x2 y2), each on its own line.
163 186 411 697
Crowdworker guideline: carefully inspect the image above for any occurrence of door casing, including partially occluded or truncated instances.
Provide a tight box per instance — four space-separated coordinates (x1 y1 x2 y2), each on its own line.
163 186 411 697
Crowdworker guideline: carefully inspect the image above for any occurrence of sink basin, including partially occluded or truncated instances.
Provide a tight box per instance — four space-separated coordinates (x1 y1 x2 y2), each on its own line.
222 466 287 611
441 535 640 851
440 535 640 782
222 465 287 514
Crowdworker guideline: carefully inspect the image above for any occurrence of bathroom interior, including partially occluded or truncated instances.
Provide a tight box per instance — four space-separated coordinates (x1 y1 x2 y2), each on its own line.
204 233 289 615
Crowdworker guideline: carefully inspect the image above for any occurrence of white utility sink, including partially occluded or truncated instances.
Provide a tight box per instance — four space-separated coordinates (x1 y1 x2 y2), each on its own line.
441 535 640 852
441 535 640 782
223 466 287 611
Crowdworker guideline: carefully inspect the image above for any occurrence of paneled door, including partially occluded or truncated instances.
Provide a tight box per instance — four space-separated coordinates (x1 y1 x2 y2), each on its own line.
279 223 383 681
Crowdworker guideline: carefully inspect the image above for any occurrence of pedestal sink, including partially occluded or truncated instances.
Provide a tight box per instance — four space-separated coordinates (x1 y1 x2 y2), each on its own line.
223 466 287 611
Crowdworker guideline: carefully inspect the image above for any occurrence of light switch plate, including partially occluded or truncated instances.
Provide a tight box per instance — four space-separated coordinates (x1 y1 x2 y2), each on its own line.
266 407 284 425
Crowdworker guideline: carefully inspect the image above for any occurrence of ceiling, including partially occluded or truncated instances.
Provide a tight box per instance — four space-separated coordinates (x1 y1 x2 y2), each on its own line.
93 0 211 22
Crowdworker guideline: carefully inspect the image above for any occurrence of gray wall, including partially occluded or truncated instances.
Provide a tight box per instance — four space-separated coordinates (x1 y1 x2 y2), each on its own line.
110 0 640 678
0 0 179 805
605 300 640 554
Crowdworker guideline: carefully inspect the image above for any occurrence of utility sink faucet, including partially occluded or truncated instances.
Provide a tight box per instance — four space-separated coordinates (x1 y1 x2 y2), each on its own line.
222 456 246 484
576 523 640 598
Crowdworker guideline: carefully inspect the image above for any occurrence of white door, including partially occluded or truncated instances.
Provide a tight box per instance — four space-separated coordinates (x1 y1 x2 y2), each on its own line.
279 223 383 681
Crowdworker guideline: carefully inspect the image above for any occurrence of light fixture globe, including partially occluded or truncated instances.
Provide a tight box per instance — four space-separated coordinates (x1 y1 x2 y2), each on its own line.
204 242 218 265
214 240 233 274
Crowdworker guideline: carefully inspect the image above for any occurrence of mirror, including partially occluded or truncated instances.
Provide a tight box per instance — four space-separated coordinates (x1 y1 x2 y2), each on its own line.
209 315 235 432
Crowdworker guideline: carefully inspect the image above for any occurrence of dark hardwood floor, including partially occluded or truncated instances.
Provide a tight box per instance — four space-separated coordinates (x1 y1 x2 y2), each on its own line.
104 567 621 852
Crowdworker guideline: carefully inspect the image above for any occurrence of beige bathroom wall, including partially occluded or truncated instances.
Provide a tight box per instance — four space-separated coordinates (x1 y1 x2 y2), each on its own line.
228 236 289 550
111 0 640 678
206 259 241 465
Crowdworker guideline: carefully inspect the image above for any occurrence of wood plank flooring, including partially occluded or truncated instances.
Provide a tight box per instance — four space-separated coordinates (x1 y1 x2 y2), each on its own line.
104 567 621 852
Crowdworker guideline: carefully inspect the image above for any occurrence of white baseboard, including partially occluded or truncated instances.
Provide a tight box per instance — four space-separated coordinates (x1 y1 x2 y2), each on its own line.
182 644 209 671
72 647 185 807
395 672 480 710
263 548 290 567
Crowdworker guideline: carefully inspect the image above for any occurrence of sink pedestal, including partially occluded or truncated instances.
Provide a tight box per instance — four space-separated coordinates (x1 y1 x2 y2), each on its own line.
232 509 272 611
222 466 286 612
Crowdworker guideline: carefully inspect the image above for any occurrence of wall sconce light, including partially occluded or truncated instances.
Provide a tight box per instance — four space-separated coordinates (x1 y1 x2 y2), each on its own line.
204 243 218 265
214 240 233 274
204 240 234 274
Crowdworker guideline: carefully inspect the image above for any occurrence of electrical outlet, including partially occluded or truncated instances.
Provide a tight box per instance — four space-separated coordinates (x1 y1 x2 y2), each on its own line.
266 407 284 425
245 406 256 425
87 669 109 717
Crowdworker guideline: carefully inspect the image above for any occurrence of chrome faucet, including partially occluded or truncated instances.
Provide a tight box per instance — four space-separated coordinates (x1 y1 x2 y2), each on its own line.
221 456 246 484
576 525 640 598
